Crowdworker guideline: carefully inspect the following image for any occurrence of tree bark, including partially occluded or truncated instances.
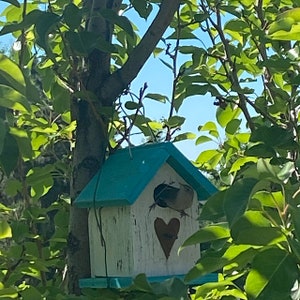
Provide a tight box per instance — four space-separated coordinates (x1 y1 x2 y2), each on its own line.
67 0 181 294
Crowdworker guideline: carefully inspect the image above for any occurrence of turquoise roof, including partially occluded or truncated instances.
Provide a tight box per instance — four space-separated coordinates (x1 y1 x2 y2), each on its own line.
74 142 217 208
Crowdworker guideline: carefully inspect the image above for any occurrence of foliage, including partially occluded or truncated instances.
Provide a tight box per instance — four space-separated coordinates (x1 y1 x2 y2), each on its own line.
176 0 300 299
1 0 300 299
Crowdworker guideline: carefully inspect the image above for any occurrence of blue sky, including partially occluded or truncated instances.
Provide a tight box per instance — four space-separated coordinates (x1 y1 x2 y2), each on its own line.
125 6 217 159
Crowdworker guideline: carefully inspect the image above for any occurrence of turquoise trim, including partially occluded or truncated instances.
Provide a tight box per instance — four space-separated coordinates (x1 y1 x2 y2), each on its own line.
79 273 218 288
74 142 217 208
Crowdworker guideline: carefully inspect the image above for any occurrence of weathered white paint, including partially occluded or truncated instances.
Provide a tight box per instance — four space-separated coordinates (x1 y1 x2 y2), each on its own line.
89 163 200 278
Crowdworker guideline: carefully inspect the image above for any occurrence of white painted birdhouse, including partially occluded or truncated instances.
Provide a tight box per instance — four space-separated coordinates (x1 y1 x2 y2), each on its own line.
75 142 217 288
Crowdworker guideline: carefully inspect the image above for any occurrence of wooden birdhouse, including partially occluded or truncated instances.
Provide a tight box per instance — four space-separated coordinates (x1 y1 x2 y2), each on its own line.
75 142 217 288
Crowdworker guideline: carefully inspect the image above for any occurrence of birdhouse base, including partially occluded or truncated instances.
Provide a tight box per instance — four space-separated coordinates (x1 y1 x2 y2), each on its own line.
79 273 218 289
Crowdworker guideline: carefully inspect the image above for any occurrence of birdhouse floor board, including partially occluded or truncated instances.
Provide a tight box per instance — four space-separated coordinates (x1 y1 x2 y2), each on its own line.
79 273 218 288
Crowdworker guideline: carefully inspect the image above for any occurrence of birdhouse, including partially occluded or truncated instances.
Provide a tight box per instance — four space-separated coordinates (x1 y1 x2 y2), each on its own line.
75 142 217 288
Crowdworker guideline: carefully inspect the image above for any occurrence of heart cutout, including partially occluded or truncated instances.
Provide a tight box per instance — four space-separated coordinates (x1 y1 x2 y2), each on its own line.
154 217 180 259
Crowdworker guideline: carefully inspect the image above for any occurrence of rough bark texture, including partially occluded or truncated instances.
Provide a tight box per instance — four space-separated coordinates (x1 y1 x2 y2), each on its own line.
68 0 181 294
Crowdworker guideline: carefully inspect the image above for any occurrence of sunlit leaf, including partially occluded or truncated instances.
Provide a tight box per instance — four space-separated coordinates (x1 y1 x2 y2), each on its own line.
216 105 241 128
229 157 258 173
245 248 298 299
0 220 12 239
0 85 30 112
174 132 196 142
195 135 212 145
145 93 168 103
181 224 230 250
0 54 25 95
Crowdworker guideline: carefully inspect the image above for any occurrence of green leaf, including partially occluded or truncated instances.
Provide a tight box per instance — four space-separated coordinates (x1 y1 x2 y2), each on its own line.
0 220 12 239
195 135 212 145
229 157 258 173
51 81 70 113
185 251 227 281
130 0 152 19
130 274 153 293
216 105 241 128
10 127 32 159
65 31 116 55
256 158 278 179
19 286 42 300
5 178 22 197
63 3 82 30
145 93 168 103
125 101 141 110
181 224 230 250
253 191 284 210
194 13 209 22
290 206 300 241
35 12 61 54
26 165 54 200
100 9 134 37
0 118 7 155
250 126 296 150
0 10 42 36
277 161 295 181
225 19 249 32
0 54 26 95
159 58 173 70
167 27 198 40
245 143 276 158
195 280 247 300
0 133 19 175
199 121 219 138
245 248 298 300
166 116 185 128
2 0 20 7
200 190 226 221
230 211 285 246
151 277 187 299
0 203 13 212
0 84 31 112
0 287 18 298
225 119 241 135
185 84 209 97
174 132 196 142
224 178 258 227
223 244 259 269
196 149 223 169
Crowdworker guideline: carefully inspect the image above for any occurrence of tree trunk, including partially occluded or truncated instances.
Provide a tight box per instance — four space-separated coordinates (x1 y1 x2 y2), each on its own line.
67 0 181 294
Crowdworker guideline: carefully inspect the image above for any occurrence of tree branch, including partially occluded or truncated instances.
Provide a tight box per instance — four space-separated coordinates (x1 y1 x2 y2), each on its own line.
98 0 182 105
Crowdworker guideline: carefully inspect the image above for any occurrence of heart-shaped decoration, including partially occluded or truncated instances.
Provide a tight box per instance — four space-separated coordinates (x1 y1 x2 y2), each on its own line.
154 217 180 259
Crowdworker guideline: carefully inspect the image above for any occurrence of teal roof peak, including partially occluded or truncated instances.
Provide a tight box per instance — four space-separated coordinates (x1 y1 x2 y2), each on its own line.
74 142 217 208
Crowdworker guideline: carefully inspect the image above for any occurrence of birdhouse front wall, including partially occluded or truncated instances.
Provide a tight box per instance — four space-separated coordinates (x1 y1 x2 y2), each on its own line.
88 163 200 278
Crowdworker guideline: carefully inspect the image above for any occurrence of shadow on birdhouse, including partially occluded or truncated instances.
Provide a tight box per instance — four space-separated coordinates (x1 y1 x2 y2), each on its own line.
75 142 217 288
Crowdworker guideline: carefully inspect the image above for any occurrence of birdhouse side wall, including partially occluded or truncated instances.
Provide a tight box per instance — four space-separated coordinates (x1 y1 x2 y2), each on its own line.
130 163 200 277
89 206 133 277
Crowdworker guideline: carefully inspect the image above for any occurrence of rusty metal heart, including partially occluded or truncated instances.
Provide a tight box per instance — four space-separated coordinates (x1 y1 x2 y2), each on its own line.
154 217 180 259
